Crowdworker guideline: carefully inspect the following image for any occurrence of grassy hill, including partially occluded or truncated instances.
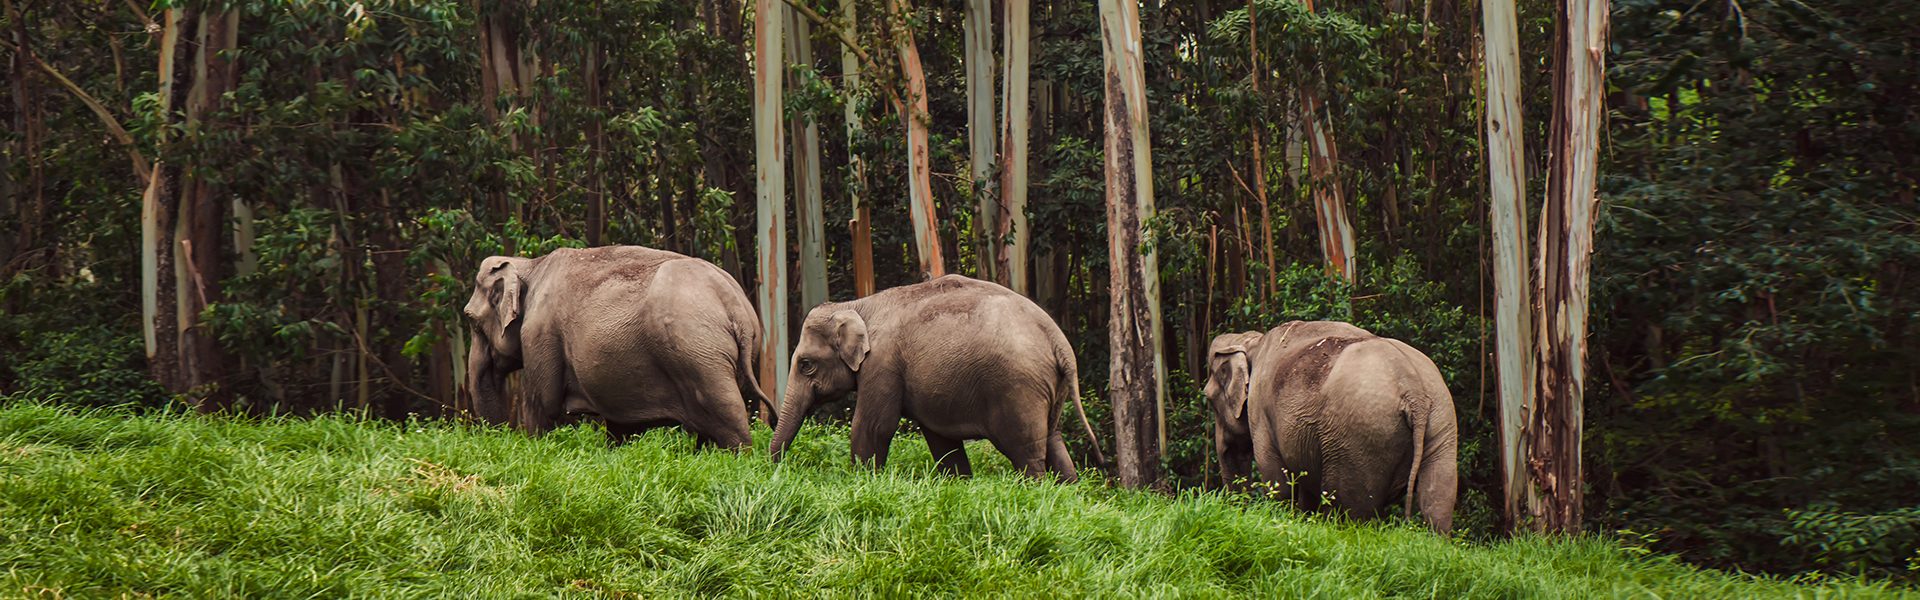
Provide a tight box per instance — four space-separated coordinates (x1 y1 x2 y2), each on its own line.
0 401 1906 598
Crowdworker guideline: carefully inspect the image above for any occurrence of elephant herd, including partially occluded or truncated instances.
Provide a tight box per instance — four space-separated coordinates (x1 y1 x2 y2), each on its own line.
464 245 1457 533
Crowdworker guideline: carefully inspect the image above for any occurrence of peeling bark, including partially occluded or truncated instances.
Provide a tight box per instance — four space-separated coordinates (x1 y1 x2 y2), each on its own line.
997 0 1031 294
888 0 945 279
842 0 876 298
753 0 791 401
1482 0 1537 532
787 5 827 313
964 0 997 283
1101 0 1166 491
1528 0 1609 534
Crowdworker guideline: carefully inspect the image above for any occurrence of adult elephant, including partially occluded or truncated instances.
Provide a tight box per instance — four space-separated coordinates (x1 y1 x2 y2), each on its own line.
768 275 1102 481
1204 321 1458 533
462 246 773 447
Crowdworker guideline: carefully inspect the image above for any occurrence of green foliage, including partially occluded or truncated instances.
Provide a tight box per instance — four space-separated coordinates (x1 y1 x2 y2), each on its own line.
0 402 1902 597
1594 0 1920 581
2 0 1913 584
1 328 164 409
1784 506 1920 579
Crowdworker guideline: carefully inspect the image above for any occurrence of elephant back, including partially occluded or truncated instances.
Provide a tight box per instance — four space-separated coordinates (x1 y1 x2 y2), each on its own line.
1254 321 1375 392
1265 334 1369 397
542 246 686 293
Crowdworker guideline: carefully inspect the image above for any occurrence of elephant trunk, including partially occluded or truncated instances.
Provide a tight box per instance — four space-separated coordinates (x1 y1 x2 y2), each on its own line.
768 385 810 463
465 335 510 426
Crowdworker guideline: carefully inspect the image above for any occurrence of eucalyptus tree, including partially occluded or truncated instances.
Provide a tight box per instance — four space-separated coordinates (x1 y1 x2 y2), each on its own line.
1100 0 1166 490
1481 0 1534 532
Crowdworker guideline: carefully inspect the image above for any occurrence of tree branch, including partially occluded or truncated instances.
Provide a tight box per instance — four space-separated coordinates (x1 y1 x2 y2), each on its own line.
0 36 152 186
777 0 905 112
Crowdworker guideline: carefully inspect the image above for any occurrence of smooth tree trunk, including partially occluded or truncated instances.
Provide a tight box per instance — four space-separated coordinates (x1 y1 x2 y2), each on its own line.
996 0 1031 294
841 0 876 298
142 6 190 392
888 0 945 279
1291 0 1357 284
787 5 828 313
1100 0 1167 490
474 0 535 220
1528 0 1609 534
964 0 997 283
174 8 240 408
753 0 791 405
1482 0 1537 532
1247 1 1276 296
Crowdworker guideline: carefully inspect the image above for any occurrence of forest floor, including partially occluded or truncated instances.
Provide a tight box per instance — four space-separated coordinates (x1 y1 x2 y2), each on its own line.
0 400 1908 598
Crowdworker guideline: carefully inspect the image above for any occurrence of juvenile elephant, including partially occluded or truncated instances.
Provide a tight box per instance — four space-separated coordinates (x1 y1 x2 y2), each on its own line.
767 275 1102 481
462 246 773 447
1205 321 1458 533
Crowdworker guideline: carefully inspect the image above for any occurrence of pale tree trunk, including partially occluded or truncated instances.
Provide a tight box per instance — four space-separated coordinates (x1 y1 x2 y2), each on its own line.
1482 0 1537 532
1100 0 1166 490
474 0 535 220
1528 0 1608 534
964 0 996 283
887 0 945 279
996 0 1031 294
173 8 240 408
786 5 828 313
698 0 754 286
1291 0 1356 284
841 0 876 298
753 0 791 404
142 7 190 392
1247 0 1275 297
1031 77 1058 316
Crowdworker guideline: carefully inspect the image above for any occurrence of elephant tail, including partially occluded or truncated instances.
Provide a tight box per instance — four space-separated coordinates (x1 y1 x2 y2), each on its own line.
737 325 776 430
1403 393 1431 521
1060 352 1106 467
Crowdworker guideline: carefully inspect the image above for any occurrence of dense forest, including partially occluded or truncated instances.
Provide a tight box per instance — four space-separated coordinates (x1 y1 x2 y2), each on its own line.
0 0 1914 583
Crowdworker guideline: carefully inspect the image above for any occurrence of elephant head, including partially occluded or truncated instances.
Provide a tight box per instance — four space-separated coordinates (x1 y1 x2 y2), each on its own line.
462 256 532 425
769 307 868 462
1204 331 1264 438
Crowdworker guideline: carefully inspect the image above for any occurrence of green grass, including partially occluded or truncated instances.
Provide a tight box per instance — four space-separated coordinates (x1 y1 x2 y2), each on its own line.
0 401 1906 598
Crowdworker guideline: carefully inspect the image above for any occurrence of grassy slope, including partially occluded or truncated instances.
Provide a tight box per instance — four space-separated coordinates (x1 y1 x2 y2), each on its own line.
0 403 1904 599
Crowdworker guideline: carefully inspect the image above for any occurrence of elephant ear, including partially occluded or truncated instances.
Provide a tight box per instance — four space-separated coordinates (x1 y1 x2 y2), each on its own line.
1211 346 1252 422
473 257 526 343
1209 331 1262 423
830 310 871 372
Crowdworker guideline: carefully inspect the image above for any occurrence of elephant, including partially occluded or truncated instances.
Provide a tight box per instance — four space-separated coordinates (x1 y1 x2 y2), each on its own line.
462 245 774 448
767 275 1102 481
1204 321 1458 533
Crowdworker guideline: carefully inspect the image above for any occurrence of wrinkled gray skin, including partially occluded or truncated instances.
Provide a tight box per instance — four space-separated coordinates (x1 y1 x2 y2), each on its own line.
463 246 773 447
1205 321 1458 533
768 275 1102 481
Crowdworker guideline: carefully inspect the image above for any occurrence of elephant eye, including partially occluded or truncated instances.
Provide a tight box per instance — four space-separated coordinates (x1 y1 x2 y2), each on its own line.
798 358 815 374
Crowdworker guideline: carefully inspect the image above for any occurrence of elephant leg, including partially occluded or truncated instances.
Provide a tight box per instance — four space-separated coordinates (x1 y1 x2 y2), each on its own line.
1216 425 1254 492
684 386 753 451
1044 431 1079 483
924 431 973 477
848 391 903 470
988 428 1049 479
518 364 567 435
1253 437 1309 507
1320 461 1392 521
1416 439 1459 533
